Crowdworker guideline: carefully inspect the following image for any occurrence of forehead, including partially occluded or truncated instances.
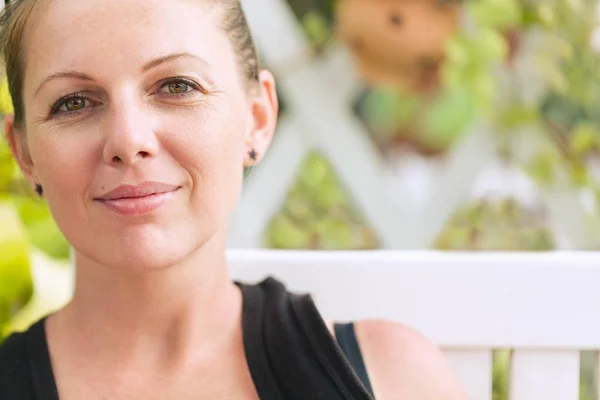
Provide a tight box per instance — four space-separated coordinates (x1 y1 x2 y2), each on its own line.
22 0 234 89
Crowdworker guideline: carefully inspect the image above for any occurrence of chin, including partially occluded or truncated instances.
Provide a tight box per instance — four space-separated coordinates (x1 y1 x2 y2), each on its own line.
108 247 187 275
77 225 211 275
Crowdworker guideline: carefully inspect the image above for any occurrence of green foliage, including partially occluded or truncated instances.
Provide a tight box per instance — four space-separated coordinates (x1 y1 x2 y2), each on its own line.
492 350 510 400
0 136 20 199
360 88 421 136
17 200 70 259
265 152 379 250
0 81 70 260
358 86 476 152
440 0 600 196
0 202 33 330
492 350 594 400
434 198 556 251
470 0 523 30
302 10 331 50
421 88 478 148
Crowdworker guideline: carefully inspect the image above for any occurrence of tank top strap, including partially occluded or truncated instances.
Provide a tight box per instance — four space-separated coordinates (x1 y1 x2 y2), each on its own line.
334 322 374 397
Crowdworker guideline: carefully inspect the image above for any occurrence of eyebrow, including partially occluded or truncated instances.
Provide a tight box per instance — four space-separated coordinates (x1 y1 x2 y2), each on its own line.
34 71 94 97
34 52 210 97
141 52 210 73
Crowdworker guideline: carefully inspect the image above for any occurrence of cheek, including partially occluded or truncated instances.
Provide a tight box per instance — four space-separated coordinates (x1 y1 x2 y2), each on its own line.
27 130 99 241
29 128 97 201
163 97 248 205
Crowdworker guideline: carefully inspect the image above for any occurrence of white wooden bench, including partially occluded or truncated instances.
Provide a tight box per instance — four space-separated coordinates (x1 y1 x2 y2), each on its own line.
227 250 600 400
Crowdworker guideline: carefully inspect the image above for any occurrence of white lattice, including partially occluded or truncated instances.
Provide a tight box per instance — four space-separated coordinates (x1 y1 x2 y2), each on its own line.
230 0 501 249
230 0 597 250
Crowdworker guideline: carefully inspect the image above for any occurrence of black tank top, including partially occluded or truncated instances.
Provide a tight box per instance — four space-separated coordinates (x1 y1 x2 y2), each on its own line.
0 277 374 399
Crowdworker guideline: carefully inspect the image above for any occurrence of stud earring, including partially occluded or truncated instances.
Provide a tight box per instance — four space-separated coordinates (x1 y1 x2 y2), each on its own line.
248 149 258 161
35 184 43 197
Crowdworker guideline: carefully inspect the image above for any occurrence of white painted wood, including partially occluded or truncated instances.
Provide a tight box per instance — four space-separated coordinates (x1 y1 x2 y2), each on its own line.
444 350 493 400
413 120 497 247
279 65 405 248
510 350 580 400
228 119 309 248
595 351 600 400
544 184 593 250
507 30 593 251
236 0 595 253
319 44 363 104
239 0 412 249
237 0 497 249
227 250 600 348
240 0 312 71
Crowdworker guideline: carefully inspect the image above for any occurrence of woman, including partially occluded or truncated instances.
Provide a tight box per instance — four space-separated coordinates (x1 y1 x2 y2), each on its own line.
0 0 467 398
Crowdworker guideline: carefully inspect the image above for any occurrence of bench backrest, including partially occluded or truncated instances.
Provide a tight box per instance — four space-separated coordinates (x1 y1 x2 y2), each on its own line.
227 250 600 400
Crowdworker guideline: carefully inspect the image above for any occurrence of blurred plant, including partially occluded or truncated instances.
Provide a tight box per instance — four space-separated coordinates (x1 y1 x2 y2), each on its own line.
0 77 70 341
288 0 336 53
0 202 33 340
492 350 510 400
448 0 600 226
357 84 477 154
0 78 70 260
264 151 380 250
492 349 593 400
434 197 555 251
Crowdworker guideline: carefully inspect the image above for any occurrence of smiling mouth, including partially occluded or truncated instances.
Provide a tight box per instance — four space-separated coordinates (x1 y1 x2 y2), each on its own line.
94 182 180 216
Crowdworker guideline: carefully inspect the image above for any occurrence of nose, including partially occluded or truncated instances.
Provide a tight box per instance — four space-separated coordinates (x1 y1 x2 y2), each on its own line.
102 97 159 166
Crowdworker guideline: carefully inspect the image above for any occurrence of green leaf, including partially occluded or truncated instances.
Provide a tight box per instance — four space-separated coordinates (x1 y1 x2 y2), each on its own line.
473 29 509 63
498 106 539 130
421 89 477 148
527 152 556 186
299 152 329 189
265 214 313 249
314 218 353 250
445 34 472 68
536 3 557 28
0 202 33 327
0 140 17 192
570 161 590 186
569 122 600 157
302 10 331 48
0 78 13 116
470 0 523 30
361 88 419 133
541 62 569 93
314 177 349 209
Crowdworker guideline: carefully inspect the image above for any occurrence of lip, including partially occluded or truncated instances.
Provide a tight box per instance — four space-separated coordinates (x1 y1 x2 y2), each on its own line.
94 182 180 215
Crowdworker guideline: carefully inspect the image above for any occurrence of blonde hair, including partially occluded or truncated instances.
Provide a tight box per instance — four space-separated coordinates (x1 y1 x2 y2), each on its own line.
0 0 260 126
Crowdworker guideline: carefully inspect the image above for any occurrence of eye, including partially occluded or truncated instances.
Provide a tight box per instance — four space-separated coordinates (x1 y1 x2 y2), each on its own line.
158 78 200 95
167 81 191 94
50 94 99 117
63 97 86 112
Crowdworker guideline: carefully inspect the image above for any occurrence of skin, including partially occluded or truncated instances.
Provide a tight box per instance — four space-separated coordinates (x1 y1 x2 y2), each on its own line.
5 0 467 398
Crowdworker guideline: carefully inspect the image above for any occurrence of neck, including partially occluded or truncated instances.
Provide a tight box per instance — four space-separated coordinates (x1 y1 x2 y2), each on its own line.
53 231 242 369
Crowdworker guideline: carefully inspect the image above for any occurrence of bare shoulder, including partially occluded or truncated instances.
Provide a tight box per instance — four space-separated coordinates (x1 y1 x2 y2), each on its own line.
354 320 468 400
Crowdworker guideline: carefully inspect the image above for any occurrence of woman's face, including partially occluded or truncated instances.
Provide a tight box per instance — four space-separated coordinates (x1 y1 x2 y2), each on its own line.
6 0 277 272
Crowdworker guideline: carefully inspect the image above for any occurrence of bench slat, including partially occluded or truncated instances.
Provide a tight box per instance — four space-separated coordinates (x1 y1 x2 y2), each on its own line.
228 250 600 348
510 350 580 400
444 350 492 400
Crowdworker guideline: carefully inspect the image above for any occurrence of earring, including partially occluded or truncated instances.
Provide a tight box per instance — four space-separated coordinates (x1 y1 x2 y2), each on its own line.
248 148 258 161
35 184 43 197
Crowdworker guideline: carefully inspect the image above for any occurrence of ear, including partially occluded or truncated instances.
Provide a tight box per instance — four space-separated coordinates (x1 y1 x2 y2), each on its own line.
244 69 279 167
4 114 38 188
